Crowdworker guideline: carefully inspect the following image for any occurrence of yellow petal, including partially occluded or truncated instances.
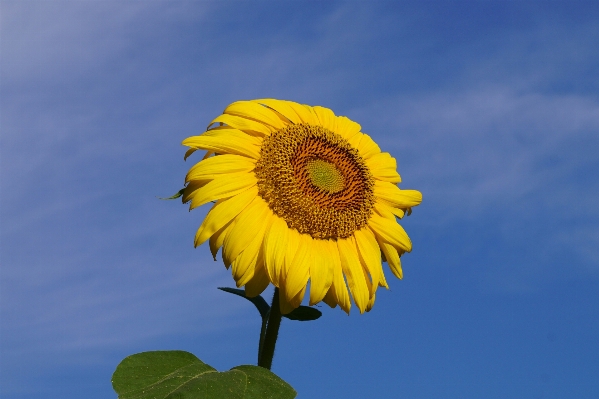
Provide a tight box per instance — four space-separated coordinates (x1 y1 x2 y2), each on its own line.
244 253 270 298
347 131 364 151
322 288 338 309
354 228 381 293
369 211 413 253
194 186 258 247
278 286 297 315
252 99 318 125
208 114 271 136
284 234 312 303
186 154 256 183
360 261 375 301
186 172 257 210
376 201 406 219
368 228 389 289
356 133 381 159
284 229 304 276
338 237 370 314
375 197 410 221
296 103 320 124
312 106 337 133
376 236 403 279
222 197 270 268
263 216 290 288
181 179 209 204
309 239 334 305
366 152 401 183
209 218 236 261
232 214 271 287
184 148 197 161
182 128 262 159
374 180 422 209
290 284 307 309
223 101 287 130
366 292 376 312
231 248 256 287
335 115 362 142
320 239 345 309
305 106 324 127
378 266 389 288
323 240 351 314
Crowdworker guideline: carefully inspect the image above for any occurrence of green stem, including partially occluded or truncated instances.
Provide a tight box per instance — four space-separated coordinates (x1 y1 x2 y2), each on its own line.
257 314 268 365
258 288 282 370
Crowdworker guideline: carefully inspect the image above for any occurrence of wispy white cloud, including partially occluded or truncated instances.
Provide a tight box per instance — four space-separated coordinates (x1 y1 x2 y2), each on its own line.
358 87 599 210
1 259 240 351
1 1 212 82
1 2 599 397
356 88 599 282
3 1 598 339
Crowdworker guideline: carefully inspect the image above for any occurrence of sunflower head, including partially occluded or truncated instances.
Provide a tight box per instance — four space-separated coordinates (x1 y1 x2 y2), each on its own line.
182 99 422 315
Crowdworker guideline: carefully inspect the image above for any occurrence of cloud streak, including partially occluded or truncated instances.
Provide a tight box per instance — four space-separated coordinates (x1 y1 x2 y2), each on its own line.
1 2 598 398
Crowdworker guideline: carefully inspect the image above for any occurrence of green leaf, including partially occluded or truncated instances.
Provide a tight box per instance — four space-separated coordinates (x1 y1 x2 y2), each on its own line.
112 351 296 399
283 306 322 321
231 365 296 399
218 287 270 319
112 351 216 398
158 188 185 200
165 370 247 399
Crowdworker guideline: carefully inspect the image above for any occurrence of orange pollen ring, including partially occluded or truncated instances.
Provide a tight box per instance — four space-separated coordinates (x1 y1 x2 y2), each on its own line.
254 123 375 239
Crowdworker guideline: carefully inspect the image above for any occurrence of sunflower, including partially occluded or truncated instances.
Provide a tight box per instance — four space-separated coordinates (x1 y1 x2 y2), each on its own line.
182 99 422 314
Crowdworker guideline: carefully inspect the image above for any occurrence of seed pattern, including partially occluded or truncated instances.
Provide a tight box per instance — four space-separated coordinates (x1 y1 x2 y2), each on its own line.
305 159 345 194
254 123 375 239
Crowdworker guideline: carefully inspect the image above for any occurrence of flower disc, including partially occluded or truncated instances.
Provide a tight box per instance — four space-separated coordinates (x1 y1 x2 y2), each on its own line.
255 123 375 240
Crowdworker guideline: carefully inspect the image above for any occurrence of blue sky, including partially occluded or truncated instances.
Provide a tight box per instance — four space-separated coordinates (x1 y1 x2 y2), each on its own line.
1 1 598 398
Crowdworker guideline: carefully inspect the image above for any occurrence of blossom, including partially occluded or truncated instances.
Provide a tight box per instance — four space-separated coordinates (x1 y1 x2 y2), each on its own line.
182 99 422 314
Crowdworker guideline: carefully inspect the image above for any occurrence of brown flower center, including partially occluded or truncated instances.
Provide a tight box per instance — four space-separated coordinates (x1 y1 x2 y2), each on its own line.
254 123 375 239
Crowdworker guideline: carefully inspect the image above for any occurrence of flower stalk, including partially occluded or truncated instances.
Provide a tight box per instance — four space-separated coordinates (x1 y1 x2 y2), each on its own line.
258 288 283 370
